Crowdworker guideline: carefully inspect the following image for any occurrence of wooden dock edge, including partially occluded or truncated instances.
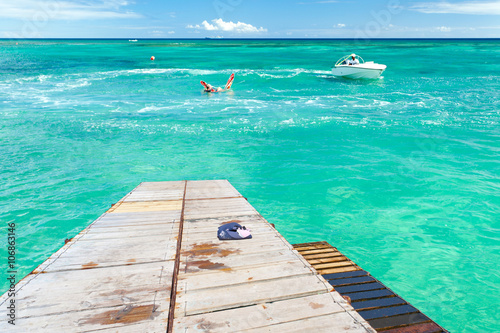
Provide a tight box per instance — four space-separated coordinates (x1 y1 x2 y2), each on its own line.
293 241 449 333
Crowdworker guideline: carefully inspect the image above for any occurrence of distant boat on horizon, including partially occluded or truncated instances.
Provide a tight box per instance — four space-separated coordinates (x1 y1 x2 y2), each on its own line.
129 39 138 42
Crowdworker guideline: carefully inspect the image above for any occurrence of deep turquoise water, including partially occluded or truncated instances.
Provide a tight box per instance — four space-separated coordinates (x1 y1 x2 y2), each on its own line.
1 39 499 331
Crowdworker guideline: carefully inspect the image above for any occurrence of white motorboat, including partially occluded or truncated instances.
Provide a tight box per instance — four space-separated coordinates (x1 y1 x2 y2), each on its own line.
332 54 386 79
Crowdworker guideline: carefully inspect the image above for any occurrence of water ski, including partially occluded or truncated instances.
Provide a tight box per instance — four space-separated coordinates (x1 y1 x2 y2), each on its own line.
225 73 235 90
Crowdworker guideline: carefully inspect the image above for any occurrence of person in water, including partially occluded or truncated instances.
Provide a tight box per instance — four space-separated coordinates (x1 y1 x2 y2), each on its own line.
347 54 359 65
204 83 223 93
202 73 234 93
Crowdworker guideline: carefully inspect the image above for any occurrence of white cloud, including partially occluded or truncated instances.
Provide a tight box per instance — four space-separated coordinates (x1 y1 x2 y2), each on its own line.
0 0 141 20
412 1 500 15
187 18 267 33
335 23 346 28
436 26 452 32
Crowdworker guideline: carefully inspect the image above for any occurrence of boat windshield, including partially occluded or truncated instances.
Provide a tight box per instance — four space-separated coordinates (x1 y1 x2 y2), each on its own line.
335 54 365 66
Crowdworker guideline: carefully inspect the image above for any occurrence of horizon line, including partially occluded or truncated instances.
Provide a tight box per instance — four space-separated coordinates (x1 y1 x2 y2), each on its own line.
1 37 499 40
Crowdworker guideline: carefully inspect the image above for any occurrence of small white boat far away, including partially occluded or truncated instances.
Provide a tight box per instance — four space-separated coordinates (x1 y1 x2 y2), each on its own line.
332 54 386 79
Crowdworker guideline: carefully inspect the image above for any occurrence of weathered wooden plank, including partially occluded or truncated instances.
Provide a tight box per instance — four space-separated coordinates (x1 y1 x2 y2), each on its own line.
312 260 357 270
90 212 181 228
292 241 330 248
351 297 406 311
42 234 178 272
126 189 182 195
180 250 300 273
77 219 179 238
301 252 343 260
184 201 256 212
77 224 180 241
184 198 257 219
89 219 179 229
344 289 396 302
323 270 369 280
379 321 444 333
183 215 270 231
135 181 186 191
180 250 302 274
240 312 374 333
124 187 184 201
184 197 251 209
294 245 334 251
306 256 350 265
181 239 293 260
335 282 386 294
298 248 341 255
177 274 332 316
108 200 183 213
184 213 265 225
88 220 179 229
358 304 419 320
328 275 376 287
185 179 242 200
317 266 359 275
178 260 313 291
173 293 373 333
367 312 431 330
84 222 179 233
123 194 184 202
11 286 171 321
82 321 172 333
3 261 174 318
98 211 181 220
1 301 170 333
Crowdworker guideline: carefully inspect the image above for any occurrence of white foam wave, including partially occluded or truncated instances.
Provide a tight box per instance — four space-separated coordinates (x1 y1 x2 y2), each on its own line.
280 118 295 125
90 67 332 80
257 70 303 79
2 67 330 93
137 105 167 113
56 79 91 90
38 75 52 82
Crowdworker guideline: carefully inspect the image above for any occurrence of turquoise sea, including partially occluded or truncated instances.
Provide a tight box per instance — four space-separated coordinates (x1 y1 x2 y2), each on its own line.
1 39 499 331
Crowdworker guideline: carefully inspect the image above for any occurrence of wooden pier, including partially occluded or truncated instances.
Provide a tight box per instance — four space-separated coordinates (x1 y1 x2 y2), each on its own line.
294 242 448 333
0 180 375 332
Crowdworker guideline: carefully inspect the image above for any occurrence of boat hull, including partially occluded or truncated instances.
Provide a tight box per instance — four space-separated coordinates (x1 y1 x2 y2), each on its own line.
332 63 386 79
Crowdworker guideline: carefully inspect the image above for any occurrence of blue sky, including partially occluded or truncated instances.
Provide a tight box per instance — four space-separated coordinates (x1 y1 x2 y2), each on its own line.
0 0 499 38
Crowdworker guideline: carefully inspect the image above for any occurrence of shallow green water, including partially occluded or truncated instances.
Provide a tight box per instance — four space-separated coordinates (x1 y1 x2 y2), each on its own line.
0 39 499 331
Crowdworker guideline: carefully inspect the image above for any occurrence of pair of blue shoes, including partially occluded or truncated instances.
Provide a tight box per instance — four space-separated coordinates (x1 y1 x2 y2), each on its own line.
217 222 252 240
